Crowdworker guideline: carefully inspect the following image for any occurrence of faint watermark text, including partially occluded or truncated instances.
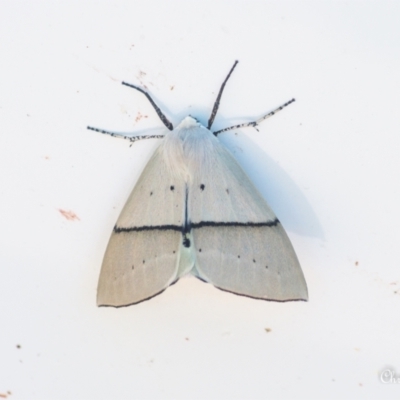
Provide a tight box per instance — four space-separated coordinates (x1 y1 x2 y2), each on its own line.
380 368 400 384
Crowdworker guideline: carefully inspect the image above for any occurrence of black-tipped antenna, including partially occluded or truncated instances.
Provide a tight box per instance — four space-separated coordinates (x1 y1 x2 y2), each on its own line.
207 60 239 129
214 98 296 136
122 82 173 131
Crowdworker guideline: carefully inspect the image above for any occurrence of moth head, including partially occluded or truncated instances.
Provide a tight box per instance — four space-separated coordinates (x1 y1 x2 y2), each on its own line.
176 116 201 130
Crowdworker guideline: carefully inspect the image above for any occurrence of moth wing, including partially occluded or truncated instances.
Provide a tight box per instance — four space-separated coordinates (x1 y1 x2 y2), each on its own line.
97 146 186 307
189 142 308 301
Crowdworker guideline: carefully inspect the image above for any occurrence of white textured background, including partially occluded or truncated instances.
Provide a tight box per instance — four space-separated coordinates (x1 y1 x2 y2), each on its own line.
1 1 400 399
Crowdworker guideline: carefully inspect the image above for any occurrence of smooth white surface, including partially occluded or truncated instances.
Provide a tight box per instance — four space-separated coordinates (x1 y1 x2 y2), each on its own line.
1 1 399 399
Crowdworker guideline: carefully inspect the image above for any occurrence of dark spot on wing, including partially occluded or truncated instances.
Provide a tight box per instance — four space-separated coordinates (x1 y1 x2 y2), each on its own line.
150 191 153 196
170 185 175 191
143 260 145 264
200 184 205 191
237 255 240 259
183 237 191 247
253 259 256 263
226 188 229 194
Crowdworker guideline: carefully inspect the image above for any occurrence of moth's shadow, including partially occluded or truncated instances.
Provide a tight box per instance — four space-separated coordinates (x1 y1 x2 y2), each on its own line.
216 127 323 239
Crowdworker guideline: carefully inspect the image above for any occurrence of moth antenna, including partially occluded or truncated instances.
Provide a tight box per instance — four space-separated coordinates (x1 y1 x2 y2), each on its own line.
207 60 239 130
214 98 295 136
87 126 165 142
122 82 174 131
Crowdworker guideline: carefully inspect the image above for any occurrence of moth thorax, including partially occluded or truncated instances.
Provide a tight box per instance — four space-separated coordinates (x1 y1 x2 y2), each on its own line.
161 132 191 182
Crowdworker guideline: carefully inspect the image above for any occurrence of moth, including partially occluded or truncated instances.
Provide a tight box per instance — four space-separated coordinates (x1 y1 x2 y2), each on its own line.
88 61 308 307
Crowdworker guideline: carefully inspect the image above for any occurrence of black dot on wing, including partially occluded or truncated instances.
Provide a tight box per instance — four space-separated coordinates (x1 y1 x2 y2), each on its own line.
199 248 202 252
265 265 268 269
132 265 134 270
226 188 229 194
200 184 205 191
253 259 256 263
143 260 145 264
237 255 240 259
150 192 153 196
170 185 175 191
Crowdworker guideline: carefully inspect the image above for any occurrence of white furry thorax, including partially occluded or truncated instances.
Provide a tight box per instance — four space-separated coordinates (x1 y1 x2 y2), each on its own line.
161 116 219 182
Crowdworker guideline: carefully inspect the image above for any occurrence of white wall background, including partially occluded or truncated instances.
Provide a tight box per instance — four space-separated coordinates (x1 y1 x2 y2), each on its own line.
1 1 399 399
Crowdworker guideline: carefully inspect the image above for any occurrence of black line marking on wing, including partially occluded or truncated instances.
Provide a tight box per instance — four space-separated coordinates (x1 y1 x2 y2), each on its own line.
113 218 279 233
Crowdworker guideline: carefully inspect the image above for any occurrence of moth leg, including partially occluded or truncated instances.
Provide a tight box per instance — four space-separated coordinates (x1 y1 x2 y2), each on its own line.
122 82 173 131
208 60 238 129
